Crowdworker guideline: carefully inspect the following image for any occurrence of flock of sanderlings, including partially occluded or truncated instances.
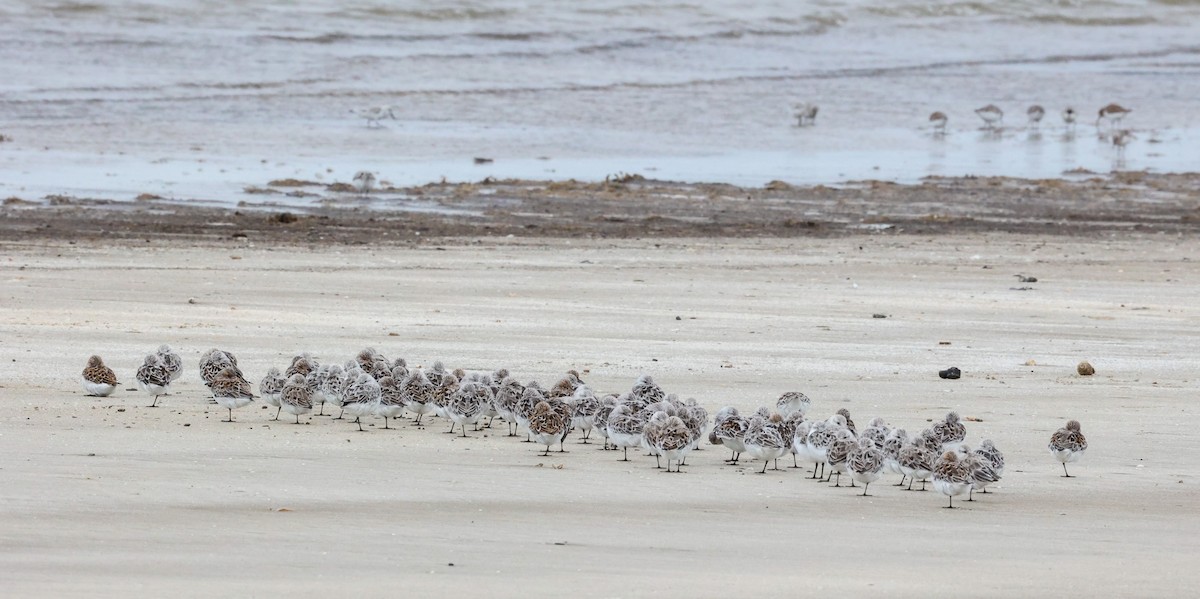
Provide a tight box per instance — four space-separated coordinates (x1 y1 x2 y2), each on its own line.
933 103 1136 154
80 346 1089 509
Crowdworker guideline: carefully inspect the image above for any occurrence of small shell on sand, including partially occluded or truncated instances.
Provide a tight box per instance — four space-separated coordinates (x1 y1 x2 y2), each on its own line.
1077 361 1095 376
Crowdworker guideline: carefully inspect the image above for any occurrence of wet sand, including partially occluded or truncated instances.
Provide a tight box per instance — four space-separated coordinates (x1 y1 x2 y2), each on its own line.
4 172 1200 243
2 231 1198 595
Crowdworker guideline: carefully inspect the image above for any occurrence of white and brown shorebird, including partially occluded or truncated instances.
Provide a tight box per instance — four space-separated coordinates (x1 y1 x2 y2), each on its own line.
975 104 1003 129
794 102 819 127
1096 103 1131 129
528 400 572 456
156 345 183 383
279 373 313 424
1062 107 1077 128
929 111 948 134
136 354 171 407
646 414 692 473
259 367 286 420
342 372 382 432
847 437 886 496
352 171 376 197
211 366 255 422
1049 419 1088 477
81 355 118 397
1026 104 1045 128
932 450 972 508
353 105 396 128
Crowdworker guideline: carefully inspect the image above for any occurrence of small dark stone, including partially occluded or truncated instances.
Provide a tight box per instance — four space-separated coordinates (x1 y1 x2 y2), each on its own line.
675 316 682 320
872 313 887 319
938 367 962 380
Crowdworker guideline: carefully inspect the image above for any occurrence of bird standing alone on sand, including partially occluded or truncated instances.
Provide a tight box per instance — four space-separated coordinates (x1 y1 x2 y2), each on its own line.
1049 420 1088 477
81 355 118 397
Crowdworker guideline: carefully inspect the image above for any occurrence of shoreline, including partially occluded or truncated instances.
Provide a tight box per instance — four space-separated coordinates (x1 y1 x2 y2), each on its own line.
4 172 1198 245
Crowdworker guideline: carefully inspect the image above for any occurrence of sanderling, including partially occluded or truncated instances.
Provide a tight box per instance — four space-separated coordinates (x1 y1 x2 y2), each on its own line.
848 437 886 496
975 104 1003 129
376 375 407 429
548 370 584 399
932 450 972 508
592 394 619 450
317 364 345 417
210 367 255 422
1049 419 1087 477
776 391 811 417
493 377 526 436
401 368 437 426
136 354 171 407
781 411 806 467
975 439 1005 481
650 415 692 473
1112 129 1135 160
743 413 789 474
712 406 750 463
568 385 600 443
882 428 909 486
1062 107 1077 128
279 373 313 424
353 105 396 128
513 381 548 441
824 428 857 487
447 380 492 437
1026 105 1045 128
199 349 240 388
860 416 889 448
962 445 1000 501
352 171 376 197
934 411 967 451
794 102 819 127
156 345 183 383
285 353 317 378
898 434 936 491
792 420 821 475
929 111 948 134
606 402 646 461
528 400 571 455
806 414 846 480
1096 103 1131 129
836 408 857 436
629 374 665 405
342 372 382 432
259 367 285 420
81 355 118 397
432 372 461 428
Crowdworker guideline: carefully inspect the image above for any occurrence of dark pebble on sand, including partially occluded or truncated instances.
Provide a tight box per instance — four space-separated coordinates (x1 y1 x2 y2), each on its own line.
939 367 962 379
872 313 887 318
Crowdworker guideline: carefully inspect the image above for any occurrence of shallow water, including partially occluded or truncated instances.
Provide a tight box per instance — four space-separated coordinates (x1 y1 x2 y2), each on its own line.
1 0 1198 205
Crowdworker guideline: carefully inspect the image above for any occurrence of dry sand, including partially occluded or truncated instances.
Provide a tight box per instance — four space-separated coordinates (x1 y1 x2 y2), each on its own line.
2 234 1198 596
